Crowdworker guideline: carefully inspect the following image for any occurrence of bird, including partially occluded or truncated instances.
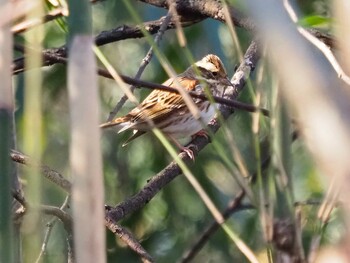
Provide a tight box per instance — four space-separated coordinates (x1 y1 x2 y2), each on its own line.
100 54 232 160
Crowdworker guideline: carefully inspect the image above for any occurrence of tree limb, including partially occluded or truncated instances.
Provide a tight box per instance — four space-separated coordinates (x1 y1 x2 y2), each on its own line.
106 41 260 223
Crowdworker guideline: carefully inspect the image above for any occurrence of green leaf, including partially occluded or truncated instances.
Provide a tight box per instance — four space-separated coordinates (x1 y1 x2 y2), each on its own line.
298 15 332 27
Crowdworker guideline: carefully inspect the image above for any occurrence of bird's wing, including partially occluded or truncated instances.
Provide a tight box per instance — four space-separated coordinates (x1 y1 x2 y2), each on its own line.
128 77 199 124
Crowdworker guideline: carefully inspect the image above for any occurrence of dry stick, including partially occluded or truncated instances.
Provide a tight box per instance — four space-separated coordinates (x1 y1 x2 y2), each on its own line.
98 66 270 116
12 191 72 232
13 42 270 116
105 218 155 263
102 68 270 116
283 0 350 86
138 0 254 30
10 150 72 192
12 16 202 74
12 1 332 74
106 10 174 122
106 41 259 222
180 153 272 263
35 196 70 263
10 151 154 263
138 0 334 48
180 190 245 263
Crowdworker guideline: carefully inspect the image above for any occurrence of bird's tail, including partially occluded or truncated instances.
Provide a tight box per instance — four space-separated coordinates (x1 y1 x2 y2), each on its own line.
99 116 129 129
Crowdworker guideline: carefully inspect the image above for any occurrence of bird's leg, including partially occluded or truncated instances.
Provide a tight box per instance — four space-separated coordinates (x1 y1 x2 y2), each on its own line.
168 136 196 161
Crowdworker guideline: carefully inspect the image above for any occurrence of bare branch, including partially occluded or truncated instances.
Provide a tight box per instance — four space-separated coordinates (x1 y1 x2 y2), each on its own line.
180 190 246 263
14 43 269 116
106 10 175 121
105 217 154 263
105 41 259 223
10 150 72 193
35 196 70 263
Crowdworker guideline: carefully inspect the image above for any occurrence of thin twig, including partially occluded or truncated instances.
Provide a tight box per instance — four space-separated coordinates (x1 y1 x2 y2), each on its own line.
105 217 154 263
283 0 350 86
35 196 70 263
10 151 154 262
12 16 202 74
180 153 272 262
106 10 174 121
13 43 270 116
180 190 246 263
40 205 72 232
10 150 72 192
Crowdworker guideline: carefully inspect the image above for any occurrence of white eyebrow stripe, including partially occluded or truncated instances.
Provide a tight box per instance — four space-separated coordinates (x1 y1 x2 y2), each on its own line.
195 61 218 72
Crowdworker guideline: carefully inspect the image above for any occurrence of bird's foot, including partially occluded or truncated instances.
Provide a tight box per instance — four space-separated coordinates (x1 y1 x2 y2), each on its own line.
191 129 211 142
180 145 196 161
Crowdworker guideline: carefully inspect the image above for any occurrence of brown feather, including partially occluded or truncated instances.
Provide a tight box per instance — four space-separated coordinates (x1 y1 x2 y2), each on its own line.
99 116 130 128
126 77 199 126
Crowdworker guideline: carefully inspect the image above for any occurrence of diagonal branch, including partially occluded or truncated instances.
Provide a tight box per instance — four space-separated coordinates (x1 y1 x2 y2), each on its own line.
106 41 260 223
106 9 176 121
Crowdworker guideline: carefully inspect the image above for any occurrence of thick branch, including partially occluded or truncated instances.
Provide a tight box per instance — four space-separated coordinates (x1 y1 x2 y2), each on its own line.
106 41 260 223
138 0 254 30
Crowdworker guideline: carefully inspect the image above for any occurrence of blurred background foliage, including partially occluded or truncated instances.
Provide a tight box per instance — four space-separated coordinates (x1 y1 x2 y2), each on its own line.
12 0 339 262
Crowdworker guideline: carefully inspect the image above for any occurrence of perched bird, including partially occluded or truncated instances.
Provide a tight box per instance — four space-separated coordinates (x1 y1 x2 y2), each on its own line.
100 54 232 159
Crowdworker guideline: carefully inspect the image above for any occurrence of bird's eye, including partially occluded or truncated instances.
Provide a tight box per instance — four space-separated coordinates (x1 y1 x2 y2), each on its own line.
212 72 218 76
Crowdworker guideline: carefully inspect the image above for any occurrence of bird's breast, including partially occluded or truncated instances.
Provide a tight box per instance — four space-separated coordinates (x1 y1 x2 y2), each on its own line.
160 102 217 138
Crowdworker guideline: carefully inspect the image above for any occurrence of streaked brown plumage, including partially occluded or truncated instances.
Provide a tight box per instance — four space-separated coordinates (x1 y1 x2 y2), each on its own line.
100 54 232 159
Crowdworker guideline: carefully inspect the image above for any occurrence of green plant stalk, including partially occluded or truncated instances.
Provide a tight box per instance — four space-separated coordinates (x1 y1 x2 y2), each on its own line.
274 103 294 217
22 0 44 261
0 110 14 263
68 0 92 40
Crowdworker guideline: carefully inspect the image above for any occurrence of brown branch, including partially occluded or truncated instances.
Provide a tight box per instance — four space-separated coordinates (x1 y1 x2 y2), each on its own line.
106 10 175 121
35 196 70 263
12 190 72 236
180 190 246 263
10 150 72 192
138 0 254 30
12 15 202 74
139 0 334 50
10 151 153 262
105 41 260 223
12 0 333 79
105 218 154 263
40 205 72 232
180 152 272 261
13 43 270 116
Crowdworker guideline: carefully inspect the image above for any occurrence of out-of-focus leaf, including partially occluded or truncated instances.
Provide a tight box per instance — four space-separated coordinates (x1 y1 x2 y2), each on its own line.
298 15 331 27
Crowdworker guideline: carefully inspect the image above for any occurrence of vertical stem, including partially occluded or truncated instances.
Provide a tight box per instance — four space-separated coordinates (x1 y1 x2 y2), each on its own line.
22 0 44 261
68 0 106 262
0 15 14 259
